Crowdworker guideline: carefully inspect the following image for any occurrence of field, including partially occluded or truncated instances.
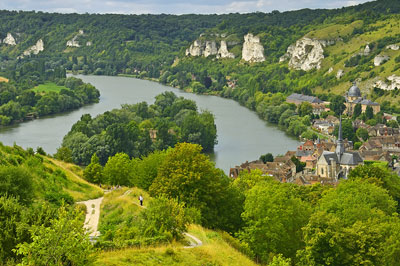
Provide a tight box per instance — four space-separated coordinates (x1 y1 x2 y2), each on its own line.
32 82 69 93
97 224 257 266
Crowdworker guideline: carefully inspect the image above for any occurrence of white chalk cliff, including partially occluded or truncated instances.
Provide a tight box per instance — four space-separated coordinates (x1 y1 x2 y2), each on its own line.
374 75 400 90
281 37 326 71
242 33 265 63
186 40 204 57
204 41 218 57
66 30 86 48
20 39 44 58
217 41 235 59
374 54 389 66
3 33 16 45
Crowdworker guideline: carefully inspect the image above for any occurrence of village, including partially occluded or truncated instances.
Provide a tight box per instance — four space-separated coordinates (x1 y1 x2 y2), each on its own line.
230 82 400 185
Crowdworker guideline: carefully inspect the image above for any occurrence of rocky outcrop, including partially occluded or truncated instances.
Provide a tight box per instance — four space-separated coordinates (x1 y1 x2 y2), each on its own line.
66 30 85 48
327 67 333 74
86 41 92 46
363 44 371 55
374 75 400 90
336 69 344 80
386 44 399 51
20 39 44 58
204 41 217 57
281 37 328 71
242 33 265 63
217 41 235 59
374 55 389 66
186 40 203 57
3 33 16 45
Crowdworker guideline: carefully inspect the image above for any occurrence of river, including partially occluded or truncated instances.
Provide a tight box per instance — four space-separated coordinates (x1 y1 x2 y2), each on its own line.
0 75 299 173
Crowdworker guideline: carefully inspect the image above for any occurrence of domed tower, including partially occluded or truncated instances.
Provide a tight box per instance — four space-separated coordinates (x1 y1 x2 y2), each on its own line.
347 82 361 102
345 82 362 116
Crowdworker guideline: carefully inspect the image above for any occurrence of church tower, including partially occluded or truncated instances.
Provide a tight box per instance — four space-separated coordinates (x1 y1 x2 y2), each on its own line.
336 116 345 161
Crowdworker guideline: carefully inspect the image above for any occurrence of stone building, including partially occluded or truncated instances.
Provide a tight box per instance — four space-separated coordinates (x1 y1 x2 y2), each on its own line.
316 117 363 180
345 82 380 116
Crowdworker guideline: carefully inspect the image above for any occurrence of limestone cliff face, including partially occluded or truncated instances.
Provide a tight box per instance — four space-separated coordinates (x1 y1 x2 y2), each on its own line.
241 33 265 63
217 41 235 59
204 41 218 57
374 75 400 90
374 54 389 66
66 30 86 48
282 37 326 71
186 40 204 56
20 39 44 58
3 33 16 45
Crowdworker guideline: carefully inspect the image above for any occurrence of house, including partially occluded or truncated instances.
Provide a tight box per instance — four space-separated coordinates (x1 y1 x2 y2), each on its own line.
286 93 326 115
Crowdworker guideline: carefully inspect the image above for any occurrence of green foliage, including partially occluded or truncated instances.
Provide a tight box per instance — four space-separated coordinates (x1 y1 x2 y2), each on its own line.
329 95 346 116
139 196 189 240
353 103 362 119
62 92 217 165
291 156 306 173
103 153 132 186
0 165 33 204
16 205 96 266
83 153 103 184
239 181 312 263
259 153 274 163
149 143 242 232
297 102 313 117
356 127 369 141
298 180 399 266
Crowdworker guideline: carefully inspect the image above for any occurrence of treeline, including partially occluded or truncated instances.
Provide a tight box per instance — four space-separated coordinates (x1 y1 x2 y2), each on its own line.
57 91 217 165
0 76 100 125
82 141 400 265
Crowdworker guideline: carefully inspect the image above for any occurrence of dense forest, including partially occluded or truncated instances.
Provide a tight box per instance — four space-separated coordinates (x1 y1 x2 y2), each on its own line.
57 91 217 165
0 59 100 125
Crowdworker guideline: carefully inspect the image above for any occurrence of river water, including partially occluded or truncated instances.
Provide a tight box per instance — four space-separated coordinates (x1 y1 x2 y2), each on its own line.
0 75 299 172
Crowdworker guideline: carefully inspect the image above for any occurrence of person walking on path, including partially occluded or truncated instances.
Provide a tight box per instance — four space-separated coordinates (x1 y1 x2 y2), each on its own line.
139 195 143 206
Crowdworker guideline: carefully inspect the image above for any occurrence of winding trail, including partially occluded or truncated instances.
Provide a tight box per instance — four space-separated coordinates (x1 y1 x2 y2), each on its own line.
78 189 203 248
77 197 104 237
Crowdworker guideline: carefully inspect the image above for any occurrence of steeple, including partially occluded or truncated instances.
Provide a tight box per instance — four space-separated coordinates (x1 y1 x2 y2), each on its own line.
336 116 345 161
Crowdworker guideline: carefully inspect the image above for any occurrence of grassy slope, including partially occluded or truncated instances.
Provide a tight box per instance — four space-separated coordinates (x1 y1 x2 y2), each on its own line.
31 82 69 93
0 144 103 202
97 224 257 266
313 15 400 99
97 188 256 266
46 158 103 201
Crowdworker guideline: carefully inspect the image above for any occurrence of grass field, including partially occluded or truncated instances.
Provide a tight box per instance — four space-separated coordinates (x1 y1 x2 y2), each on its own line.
0 76 9 83
97 224 257 266
32 82 69 93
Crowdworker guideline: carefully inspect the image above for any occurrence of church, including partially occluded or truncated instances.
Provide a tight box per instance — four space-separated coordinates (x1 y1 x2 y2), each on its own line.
345 82 380 116
316 117 363 180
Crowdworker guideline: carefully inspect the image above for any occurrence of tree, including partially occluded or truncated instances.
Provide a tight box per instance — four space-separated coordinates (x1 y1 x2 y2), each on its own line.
16 205 96 266
298 180 400 266
0 196 23 262
297 102 313 117
260 153 274 163
239 182 311 263
0 166 33 204
103 153 132 186
83 153 103 184
329 95 346 116
356 127 369 141
291 156 305 172
366 106 374 120
139 196 189 240
149 143 242 232
353 103 362 119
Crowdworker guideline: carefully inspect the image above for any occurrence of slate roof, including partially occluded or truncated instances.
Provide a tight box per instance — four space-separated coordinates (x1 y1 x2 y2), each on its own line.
352 98 379 106
348 84 361 97
321 151 363 165
287 93 324 104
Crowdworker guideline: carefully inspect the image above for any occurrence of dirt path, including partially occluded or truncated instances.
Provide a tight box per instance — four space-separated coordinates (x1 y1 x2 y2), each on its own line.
183 232 203 248
77 197 104 237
